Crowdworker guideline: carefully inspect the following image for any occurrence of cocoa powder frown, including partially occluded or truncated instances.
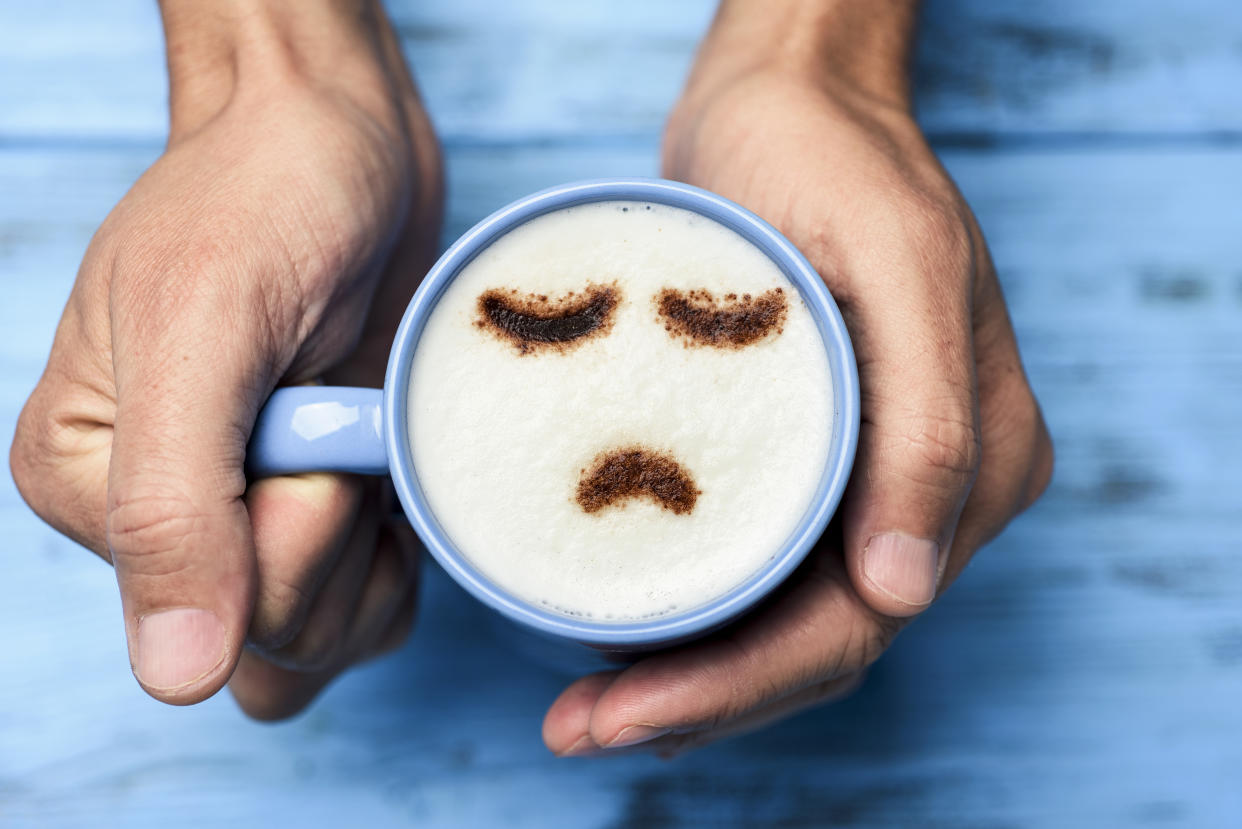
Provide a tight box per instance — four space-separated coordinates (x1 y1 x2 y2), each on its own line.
576 447 700 515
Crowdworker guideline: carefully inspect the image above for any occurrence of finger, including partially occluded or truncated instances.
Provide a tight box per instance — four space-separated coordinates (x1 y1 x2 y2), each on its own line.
940 267 1053 587
544 672 623 756
10 284 117 559
552 669 864 759
227 649 339 722
363 521 423 658
229 583 419 723
543 549 900 754
645 671 866 759
264 513 414 672
969 217 1054 517
365 578 420 659
335 523 417 653
246 473 364 650
261 498 381 671
228 528 418 720
837 231 981 617
106 278 277 704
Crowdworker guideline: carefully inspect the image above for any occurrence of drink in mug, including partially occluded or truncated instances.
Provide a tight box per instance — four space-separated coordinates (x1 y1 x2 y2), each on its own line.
409 200 835 623
248 179 858 652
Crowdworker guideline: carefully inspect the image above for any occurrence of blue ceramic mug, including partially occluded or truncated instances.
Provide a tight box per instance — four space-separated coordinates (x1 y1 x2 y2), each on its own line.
248 178 859 657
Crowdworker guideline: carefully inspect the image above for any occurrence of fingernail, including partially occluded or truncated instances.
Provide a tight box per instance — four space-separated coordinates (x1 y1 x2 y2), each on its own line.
862 532 939 607
605 724 672 749
134 608 227 691
557 735 602 758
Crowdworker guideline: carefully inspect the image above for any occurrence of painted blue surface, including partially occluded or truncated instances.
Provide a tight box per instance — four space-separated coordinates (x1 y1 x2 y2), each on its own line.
1 2 1241 828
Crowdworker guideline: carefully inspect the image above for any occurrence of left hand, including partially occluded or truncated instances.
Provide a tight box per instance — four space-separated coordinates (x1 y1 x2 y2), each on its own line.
9 1 441 718
541 8 1053 757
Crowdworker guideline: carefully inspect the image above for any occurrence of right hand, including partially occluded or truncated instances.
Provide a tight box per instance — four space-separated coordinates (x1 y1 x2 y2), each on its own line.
10 2 442 719
542 0 1053 756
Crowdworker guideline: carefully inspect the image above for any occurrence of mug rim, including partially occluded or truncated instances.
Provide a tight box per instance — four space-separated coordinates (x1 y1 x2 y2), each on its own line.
384 178 859 647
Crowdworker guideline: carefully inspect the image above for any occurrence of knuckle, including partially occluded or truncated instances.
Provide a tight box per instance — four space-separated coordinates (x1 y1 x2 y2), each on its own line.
106 491 202 567
1025 415 1055 508
372 609 416 657
113 235 219 311
845 610 904 674
865 613 904 664
249 578 315 652
991 378 1055 511
10 393 67 503
899 411 982 488
273 626 344 673
685 638 765 729
9 405 43 510
231 684 315 723
235 697 298 723
285 642 341 674
895 191 973 274
10 384 112 553
113 230 290 351
372 538 414 593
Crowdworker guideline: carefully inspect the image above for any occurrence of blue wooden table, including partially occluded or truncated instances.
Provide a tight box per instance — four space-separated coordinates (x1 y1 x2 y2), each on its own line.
2 2 1241 826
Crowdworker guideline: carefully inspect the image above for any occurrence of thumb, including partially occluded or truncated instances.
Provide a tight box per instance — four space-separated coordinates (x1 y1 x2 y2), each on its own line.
842 289 981 618
106 291 270 704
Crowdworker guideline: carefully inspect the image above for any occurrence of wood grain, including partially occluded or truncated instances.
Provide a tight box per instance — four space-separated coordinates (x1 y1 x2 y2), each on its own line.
1 1 1240 827
2 1 1241 142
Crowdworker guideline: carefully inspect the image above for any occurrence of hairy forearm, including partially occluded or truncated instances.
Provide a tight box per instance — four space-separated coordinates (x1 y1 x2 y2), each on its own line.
157 0 410 137
692 0 921 108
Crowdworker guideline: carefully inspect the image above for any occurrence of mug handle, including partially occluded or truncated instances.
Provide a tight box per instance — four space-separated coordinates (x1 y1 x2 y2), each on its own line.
247 386 388 477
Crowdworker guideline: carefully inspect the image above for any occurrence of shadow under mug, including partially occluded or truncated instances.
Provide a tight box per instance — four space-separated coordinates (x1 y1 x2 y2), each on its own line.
248 178 860 659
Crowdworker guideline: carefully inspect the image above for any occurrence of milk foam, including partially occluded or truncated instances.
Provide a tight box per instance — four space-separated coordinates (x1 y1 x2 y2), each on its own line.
408 201 833 621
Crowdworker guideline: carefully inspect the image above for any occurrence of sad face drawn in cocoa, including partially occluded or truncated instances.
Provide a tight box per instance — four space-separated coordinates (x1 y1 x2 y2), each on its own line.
474 283 788 515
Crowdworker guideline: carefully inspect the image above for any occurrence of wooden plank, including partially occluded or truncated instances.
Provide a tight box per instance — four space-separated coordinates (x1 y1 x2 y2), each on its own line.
2 1 1242 142
1 140 1240 827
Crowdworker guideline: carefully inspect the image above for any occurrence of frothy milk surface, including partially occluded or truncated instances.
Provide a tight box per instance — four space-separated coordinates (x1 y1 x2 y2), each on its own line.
408 201 833 621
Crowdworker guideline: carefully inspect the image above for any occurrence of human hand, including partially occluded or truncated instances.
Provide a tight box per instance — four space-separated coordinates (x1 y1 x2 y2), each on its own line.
543 0 1053 756
10 0 442 718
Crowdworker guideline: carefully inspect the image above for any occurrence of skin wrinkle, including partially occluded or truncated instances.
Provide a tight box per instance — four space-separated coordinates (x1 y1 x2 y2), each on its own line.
897 412 982 477
251 573 317 650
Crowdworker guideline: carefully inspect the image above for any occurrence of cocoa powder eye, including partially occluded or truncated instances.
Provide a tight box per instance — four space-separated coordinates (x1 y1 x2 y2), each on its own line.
475 283 619 354
655 287 787 349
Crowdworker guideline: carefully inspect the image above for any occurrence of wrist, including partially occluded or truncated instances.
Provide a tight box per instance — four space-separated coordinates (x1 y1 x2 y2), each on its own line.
683 0 920 112
159 0 411 139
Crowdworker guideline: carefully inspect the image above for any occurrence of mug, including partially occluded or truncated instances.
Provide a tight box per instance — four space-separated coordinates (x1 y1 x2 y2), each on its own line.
248 178 859 658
